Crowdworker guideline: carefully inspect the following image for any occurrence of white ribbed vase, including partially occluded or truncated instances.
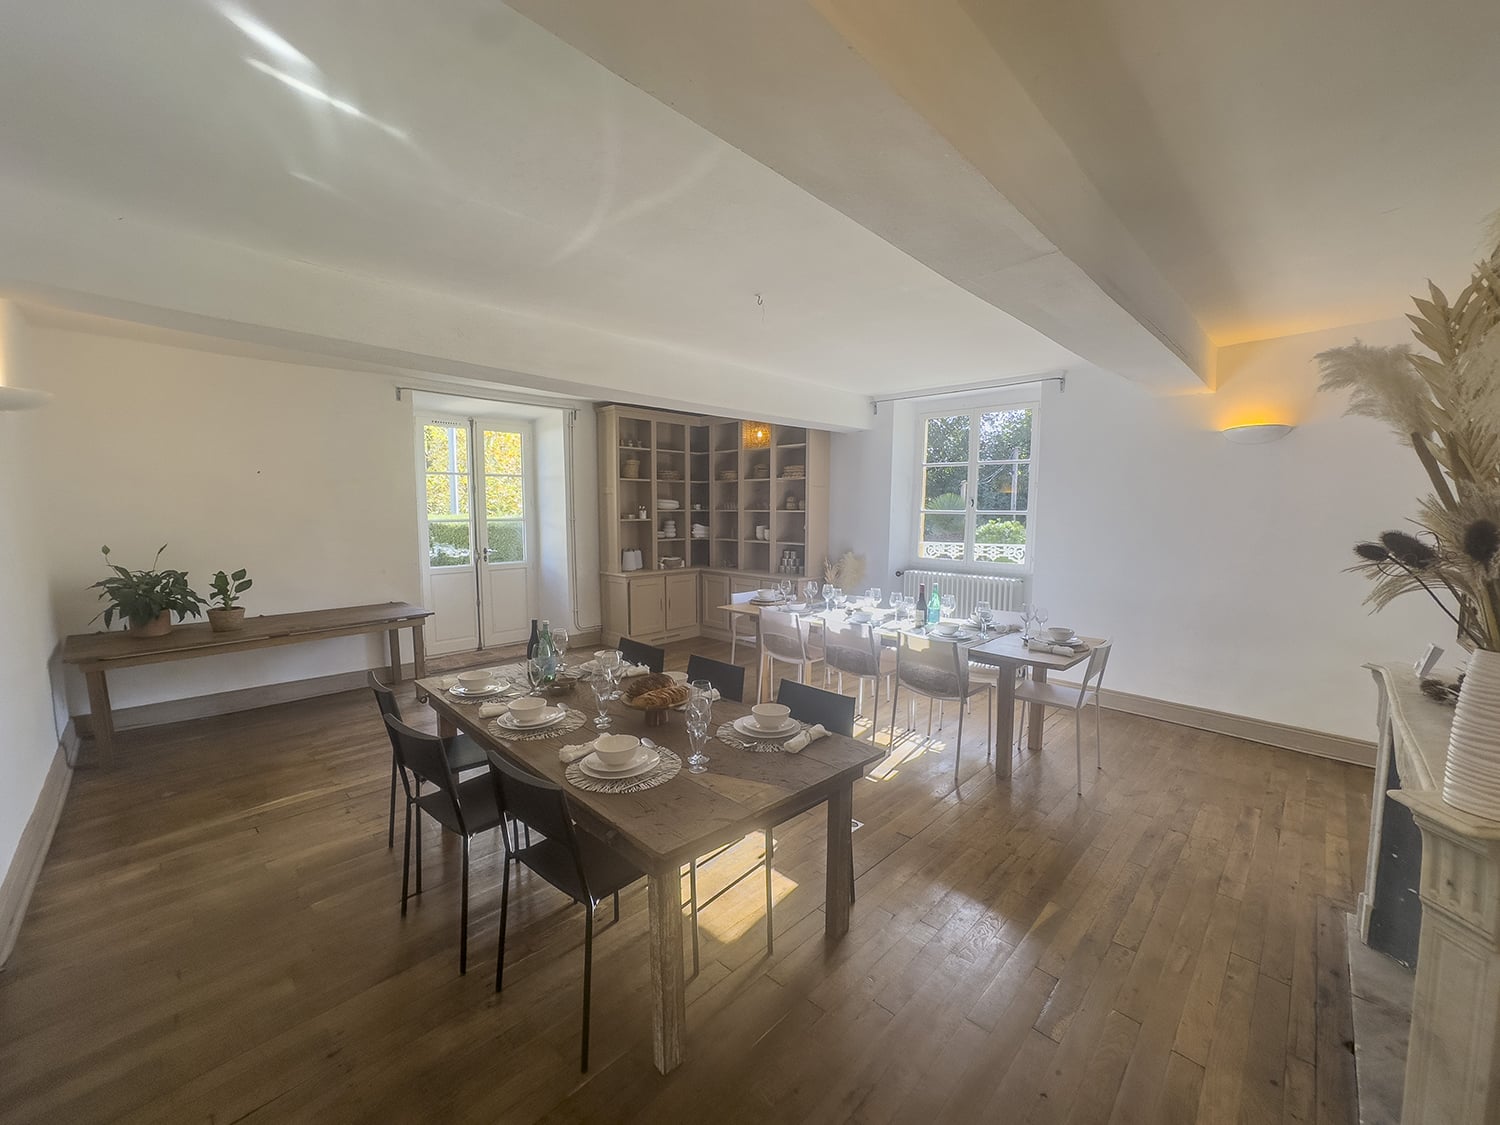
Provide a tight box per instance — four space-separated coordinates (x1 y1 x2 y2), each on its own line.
1443 648 1500 820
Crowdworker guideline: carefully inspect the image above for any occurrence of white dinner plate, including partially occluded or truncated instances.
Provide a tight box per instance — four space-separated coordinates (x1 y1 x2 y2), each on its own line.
732 715 802 738
579 750 661 780
495 706 567 731
450 683 505 699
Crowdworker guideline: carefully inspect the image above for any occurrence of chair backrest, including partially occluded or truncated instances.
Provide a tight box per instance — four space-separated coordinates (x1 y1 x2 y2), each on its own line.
368 671 403 754
823 621 881 678
896 632 966 699
1077 641 1113 705
759 609 811 663
775 679 855 737
384 714 467 830
685 654 746 703
618 637 665 674
730 590 760 605
485 749 591 896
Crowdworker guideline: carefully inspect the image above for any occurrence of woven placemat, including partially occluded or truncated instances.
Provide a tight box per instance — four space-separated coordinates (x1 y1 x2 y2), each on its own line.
565 748 682 794
491 707 587 742
715 719 810 753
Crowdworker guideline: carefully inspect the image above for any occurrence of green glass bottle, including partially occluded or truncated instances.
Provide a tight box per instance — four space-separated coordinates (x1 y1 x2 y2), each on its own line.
927 584 941 627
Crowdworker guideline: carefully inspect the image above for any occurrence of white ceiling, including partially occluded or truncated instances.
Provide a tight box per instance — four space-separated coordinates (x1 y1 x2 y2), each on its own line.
960 0 1500 344
0 0 1082 404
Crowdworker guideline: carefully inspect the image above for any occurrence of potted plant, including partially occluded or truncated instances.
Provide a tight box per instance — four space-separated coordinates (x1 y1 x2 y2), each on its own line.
90 544 206 638
207 568 253 632
1320 227 1500 817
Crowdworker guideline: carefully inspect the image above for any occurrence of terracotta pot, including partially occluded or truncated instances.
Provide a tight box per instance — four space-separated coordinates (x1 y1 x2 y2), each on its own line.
129 610 173 639
1443 648 1500 819
208 607 246 633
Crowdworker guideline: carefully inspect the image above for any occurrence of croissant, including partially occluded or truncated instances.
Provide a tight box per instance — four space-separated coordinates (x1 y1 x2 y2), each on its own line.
632 684 691 710
622 673 676 701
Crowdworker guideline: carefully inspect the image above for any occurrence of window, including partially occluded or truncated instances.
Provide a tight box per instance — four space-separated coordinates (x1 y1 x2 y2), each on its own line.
424 422 471 567
481 428 525 563
917 406 1033 566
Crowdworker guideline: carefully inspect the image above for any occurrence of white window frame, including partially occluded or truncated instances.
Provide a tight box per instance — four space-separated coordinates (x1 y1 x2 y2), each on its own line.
914 402 1036 572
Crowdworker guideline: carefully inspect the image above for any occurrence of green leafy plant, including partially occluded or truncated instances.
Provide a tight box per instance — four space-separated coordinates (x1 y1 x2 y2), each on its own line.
90 545 206 629
208 568 253 610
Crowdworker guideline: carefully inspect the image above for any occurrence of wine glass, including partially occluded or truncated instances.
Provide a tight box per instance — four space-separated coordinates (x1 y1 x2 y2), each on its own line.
831 586 844 610
1019 603 1034 640
596 648 623 699
686 682 713 773
940 593 957 622
552 626 570 669
867 587 882 610
525 656 547 693
588 673 613 730
1034 606 1049 636
779 577 793 600
802 579 819 606
975 600 993 636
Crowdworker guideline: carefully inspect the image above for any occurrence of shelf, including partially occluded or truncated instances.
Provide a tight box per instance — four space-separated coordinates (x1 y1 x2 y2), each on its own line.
776 442 807 449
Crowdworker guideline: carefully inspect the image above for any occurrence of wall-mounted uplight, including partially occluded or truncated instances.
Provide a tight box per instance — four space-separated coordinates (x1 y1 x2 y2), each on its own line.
1222 423 1293 445
0 386 51 412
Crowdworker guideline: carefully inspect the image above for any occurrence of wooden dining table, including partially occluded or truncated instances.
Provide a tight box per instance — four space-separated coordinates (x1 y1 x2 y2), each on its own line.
417 670 885 1074
720 600 1102 779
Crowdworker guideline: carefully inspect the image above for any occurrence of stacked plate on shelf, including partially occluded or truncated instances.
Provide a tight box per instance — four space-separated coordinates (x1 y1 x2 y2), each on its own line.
691 523 709 539
657 499 680 510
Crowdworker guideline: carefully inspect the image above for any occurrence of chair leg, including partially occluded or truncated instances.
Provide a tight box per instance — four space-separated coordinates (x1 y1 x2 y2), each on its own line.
387 755 398 849
496 850 511 992
955 701 964 781
400 799 412 914
614 890 620 923
1016 701 1027 752
730 630 737 664
987 689 994 764
888 681 900 748
849 845 856 905
1075 710 1083 796
764 828 775 955
581 905 594 1072
459 835 470 975
1095 701 1103 770
689 859 701 977
414 789 423 895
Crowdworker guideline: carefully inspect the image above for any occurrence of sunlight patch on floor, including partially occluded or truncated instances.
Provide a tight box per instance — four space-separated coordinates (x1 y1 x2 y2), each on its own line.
680 832 799 944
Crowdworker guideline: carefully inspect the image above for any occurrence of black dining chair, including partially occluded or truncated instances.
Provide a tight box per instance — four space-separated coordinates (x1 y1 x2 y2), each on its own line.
685 653 746 703
487 750 645 1072
383 715 505 975
777 680 859 904
368 671 486 848
617 637 665 674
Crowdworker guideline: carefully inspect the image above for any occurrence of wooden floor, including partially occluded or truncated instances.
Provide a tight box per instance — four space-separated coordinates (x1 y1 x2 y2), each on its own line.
0 639 1370 1124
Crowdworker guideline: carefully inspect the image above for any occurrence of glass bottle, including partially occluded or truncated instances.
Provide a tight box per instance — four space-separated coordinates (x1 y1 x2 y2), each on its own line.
536 619 557 683
526 619 539 661
927 584 941 627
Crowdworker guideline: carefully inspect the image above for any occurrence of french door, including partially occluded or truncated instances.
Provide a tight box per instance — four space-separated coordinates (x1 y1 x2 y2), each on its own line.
418 417 535 655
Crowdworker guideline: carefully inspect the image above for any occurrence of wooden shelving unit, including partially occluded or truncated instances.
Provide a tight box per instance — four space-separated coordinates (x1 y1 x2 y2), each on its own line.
597 405 829 643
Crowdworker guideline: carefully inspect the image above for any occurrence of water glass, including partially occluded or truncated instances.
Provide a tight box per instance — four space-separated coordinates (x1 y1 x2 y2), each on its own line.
588 674 612 730
940 593 957 621
686 718 710 773
975 600 992 635
868 587 882 609
802 580 820 605
525 656 547 693
552 627 570 667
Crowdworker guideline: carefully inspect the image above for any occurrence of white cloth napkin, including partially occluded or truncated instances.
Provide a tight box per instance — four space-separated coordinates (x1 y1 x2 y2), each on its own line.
559 739 598 765
478 701 512 718
1027 639 1086 655
621 664 651 678
785 723 828 753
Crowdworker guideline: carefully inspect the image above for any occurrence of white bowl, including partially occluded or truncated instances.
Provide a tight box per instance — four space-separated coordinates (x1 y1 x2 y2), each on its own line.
931 624 959 637
594 734 642 767
667 670 689 685
458 670 496 691
507 697 547 722
1047 626 1074 642
751 703 792 730
757 588 779 600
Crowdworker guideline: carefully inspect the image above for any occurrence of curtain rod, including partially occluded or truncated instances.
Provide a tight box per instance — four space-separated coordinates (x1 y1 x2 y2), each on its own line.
870 370 1067 414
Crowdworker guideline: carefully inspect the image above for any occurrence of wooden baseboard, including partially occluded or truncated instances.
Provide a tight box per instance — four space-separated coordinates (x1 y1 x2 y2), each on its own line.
1093 686 1375 767
0 730 74 967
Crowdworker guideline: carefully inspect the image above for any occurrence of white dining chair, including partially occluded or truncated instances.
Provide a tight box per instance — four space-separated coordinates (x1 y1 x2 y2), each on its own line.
728 590 761 664
757 609 824 701
889 632 994 779
1013 640 1113 795
822 620 896 739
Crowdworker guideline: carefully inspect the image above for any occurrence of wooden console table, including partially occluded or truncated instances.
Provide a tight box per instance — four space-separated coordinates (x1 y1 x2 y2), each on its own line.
1367 663 1500 1123
62 601 431 767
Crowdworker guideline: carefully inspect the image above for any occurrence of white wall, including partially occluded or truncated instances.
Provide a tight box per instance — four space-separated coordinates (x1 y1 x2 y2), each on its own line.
20 324 422 713
0 303 64 902
831 316 1438 741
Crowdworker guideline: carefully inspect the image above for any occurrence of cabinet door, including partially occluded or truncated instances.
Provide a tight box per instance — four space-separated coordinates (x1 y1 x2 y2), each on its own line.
628 576 666 636
701 572 730 631
665 572 699 631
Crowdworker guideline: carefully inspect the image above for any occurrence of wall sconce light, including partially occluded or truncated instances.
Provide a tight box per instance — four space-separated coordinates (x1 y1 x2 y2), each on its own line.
742 420 771 449
0 386 51 412
1221 423 1292 445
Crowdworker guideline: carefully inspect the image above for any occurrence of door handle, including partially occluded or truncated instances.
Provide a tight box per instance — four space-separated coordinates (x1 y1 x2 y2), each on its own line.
481 546 490 562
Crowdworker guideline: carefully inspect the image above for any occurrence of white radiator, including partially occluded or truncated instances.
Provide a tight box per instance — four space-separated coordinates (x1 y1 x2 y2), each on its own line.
898 569 1025 616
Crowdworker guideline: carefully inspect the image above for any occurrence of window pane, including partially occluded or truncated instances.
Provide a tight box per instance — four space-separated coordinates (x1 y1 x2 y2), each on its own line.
975 515 1027 564
978 409 1032 460
423 425 451 473
924 415 970 464
485 474 523 519
977 464 1017 511
1014 463 1029 511
428 519 471 567
451 427 469 473
923 466 966 510
427 474 469 517
487 520 524 563
484 430 523 476
920 511 966 559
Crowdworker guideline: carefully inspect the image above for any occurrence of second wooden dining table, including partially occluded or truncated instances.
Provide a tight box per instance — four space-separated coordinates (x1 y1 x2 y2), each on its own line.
418 670 885 1074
